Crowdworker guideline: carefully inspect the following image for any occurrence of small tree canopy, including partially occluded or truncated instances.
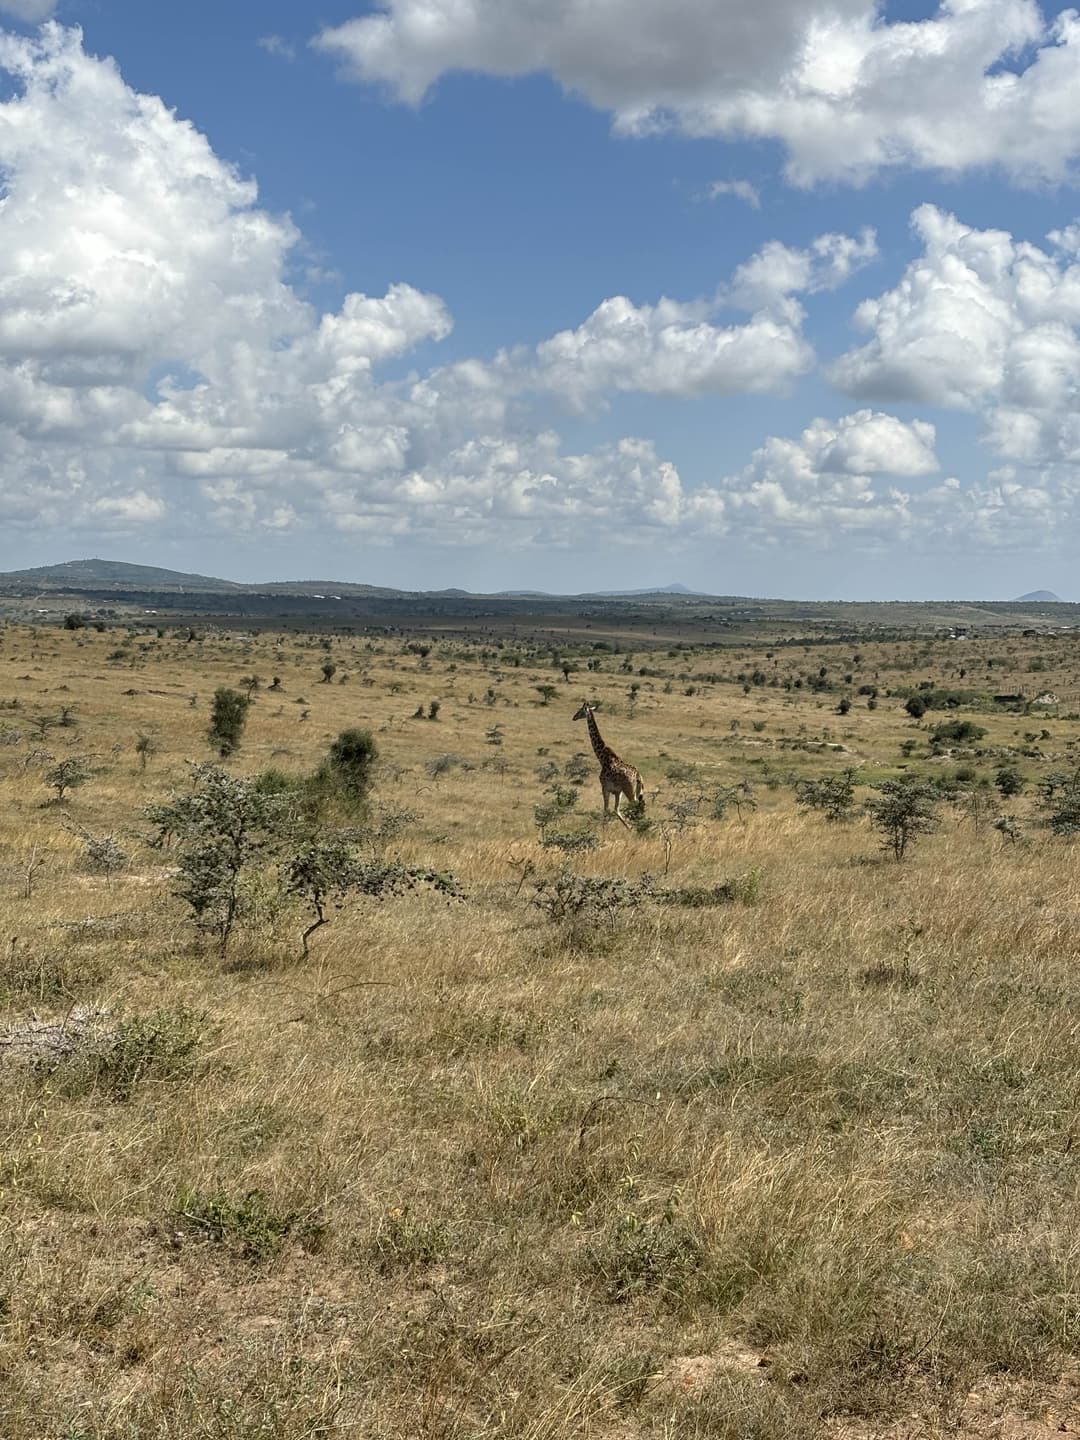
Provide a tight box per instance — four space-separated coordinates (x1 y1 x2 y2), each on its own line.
866 778 940 861
995 765 1024 798
45 757 90 803
283 840 460 957
208 687 251 759
317 728 379 815
930 719 986 746
796 769 858 823
147 764 289 956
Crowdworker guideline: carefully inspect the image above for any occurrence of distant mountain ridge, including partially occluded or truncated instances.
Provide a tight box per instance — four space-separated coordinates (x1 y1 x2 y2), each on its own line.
496 583 696 599
0 559 702 601
0 560 1069 613
1 558 238 592
0 558 408 598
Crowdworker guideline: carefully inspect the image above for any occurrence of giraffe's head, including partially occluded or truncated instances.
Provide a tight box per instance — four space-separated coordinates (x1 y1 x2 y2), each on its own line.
572 701 592 721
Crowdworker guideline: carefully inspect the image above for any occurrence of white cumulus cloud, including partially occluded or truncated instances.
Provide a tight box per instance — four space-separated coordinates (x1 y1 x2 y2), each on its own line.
682 410 940 544
529 294 813 407
728 229 878 312
2 22 1071 563
833 205 1080 465
314 0 1080 187
0 24 871 550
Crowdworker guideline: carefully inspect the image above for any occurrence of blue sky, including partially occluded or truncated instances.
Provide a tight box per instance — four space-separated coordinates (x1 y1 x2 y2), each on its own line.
1 2 1080 597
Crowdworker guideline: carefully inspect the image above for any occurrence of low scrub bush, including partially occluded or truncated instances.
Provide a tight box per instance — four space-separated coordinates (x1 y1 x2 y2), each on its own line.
369 1206 457 1274
174 1187 322 1263
531 870 654 931
866 778 941 860
930 718 987 747
585 1196 704 1304
27 1005 206 1100
658 871 762 907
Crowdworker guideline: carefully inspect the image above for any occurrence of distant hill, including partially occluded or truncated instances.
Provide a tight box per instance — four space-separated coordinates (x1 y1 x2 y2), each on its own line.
497 583 698 599
0 560 703 602
583 583 697 598
0 559 413 599
4 562 1079 635
0 558 238 592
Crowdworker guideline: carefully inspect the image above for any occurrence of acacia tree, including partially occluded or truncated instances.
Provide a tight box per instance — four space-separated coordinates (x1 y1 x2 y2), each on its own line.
282 840 459 958
795 770 858 823
135 732 159 771
995 765 1024 799
1041 769 1080 835
45 757 90 803
865 778 941 861
148 765 288 956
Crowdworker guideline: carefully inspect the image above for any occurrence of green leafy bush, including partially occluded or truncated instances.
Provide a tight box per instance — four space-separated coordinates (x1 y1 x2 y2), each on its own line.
44 1006 205 1101
930 719 987 746
585 1196 703 1303
147 765 290 956
207 687 251 759
174 1188 321 1262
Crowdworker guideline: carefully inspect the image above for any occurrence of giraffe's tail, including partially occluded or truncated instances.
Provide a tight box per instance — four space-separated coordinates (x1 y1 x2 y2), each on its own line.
635 776 645 804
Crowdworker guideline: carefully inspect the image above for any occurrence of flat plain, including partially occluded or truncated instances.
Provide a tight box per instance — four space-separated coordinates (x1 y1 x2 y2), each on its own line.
2 609 1080 1438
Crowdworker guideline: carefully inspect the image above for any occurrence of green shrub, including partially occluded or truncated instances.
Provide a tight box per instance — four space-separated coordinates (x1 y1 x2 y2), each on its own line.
995 765 1025 798
1041 769 1080 835
44 757 90 803
313 728 378 816
369 1207 455 1274
585 1197 703 1303
930 719 987 746
534 783 579 832
46 1006 205 1101
531 870 654 930
207 687 250 759
658 871 762 906
540 827 599 855
147 765 291 956
282 841 460 957
252 767 306 798
174 1188 321 1262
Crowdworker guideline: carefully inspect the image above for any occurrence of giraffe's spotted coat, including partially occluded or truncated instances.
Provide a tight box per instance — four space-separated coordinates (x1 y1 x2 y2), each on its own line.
573 701 644 828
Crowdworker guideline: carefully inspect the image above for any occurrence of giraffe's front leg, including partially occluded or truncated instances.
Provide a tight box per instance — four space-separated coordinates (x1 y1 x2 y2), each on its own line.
602 785 611 820
613 791 633 829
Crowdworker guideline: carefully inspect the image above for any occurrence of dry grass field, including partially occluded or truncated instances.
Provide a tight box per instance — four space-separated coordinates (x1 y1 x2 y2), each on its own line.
2 615 1080 1438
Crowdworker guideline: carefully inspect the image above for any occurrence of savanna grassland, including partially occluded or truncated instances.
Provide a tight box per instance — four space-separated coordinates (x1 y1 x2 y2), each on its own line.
2 613 1080 1439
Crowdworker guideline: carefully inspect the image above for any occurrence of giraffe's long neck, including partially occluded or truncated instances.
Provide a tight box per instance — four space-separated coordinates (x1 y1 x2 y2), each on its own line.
585 707 610 761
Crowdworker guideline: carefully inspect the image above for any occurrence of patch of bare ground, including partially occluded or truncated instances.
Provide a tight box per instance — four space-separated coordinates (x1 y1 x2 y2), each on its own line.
654 1339 770 1397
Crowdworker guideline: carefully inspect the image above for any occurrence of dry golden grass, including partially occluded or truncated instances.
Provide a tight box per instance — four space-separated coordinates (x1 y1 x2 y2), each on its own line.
1 618 1080 1438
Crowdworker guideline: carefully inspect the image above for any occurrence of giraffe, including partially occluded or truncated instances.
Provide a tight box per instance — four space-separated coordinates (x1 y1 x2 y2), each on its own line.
573 701 644 829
